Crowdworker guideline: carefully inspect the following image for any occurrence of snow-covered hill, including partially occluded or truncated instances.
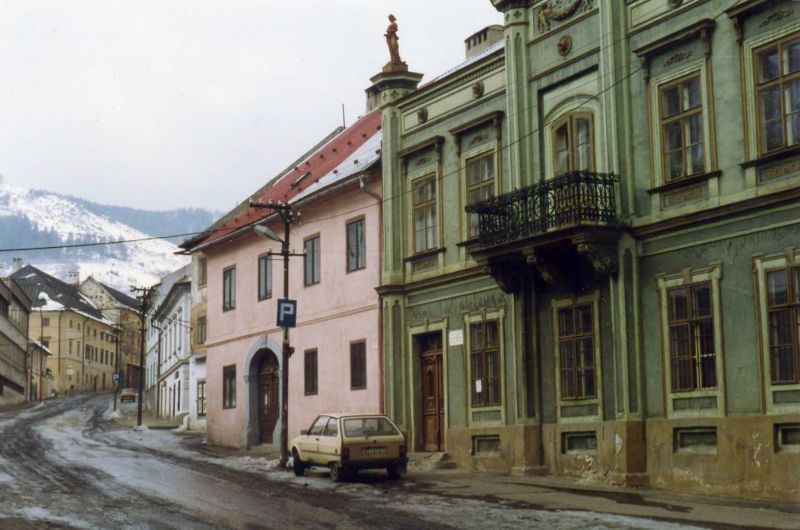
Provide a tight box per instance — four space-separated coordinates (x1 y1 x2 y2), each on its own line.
0 183 213 290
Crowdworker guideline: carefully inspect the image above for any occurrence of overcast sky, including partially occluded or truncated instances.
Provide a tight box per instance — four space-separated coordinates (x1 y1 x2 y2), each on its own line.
0 1 502 211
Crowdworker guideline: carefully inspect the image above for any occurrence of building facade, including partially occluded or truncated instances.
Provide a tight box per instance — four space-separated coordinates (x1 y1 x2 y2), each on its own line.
376 0 800 500
182 110 383 449
80 276 143 389
0 278 33 406
11 265 117 395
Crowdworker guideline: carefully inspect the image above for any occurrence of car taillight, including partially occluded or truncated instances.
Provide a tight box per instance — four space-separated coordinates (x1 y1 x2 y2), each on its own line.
342 447 350 462
399 444 407 458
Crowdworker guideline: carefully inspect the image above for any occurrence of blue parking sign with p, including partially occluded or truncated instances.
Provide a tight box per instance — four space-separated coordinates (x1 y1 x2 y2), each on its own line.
277 299 297 327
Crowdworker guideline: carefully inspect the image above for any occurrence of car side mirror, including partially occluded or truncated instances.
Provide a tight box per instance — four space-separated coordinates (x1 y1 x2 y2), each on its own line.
300 429 309 435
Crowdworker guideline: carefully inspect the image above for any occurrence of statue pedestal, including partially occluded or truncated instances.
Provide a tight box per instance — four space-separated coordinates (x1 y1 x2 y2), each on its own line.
365 68 424 111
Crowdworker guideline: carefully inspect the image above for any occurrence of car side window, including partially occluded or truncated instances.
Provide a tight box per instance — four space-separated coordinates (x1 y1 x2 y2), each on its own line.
322 418 339 437
309 416 328 436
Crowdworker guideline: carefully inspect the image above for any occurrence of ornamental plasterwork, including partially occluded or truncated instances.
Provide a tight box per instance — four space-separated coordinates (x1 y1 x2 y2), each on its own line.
535 0 596 35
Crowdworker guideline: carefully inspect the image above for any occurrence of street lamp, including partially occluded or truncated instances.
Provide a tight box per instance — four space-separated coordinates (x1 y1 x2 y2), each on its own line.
250 200 302 467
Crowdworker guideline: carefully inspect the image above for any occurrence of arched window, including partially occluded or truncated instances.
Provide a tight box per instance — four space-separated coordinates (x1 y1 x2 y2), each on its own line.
552 113 594 176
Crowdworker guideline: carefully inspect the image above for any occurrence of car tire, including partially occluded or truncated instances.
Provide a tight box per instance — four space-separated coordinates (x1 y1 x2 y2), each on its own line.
330 462 349 482
387 464 405 480
292 450 306 477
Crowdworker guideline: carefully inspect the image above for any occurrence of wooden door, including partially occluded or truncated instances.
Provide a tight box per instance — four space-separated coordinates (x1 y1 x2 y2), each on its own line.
257 355 280 444
420 334 444 452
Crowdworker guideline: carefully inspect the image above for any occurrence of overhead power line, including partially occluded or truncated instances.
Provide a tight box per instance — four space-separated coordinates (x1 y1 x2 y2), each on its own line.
0 232 202 253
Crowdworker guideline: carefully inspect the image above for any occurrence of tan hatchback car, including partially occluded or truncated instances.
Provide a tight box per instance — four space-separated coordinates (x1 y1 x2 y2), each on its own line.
290 413 408 481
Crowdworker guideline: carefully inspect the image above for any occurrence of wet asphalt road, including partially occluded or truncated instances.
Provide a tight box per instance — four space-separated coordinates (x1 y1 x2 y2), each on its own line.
0 395 449 530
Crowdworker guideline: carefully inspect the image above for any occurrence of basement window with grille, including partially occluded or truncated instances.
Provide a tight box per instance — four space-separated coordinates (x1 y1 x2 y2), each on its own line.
674 426 717 454
472 435 501 455
775 423 800 453
561 431 597 454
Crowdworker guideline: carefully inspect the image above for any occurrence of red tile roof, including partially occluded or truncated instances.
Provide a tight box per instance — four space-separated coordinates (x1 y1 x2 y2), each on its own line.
197 109 381 250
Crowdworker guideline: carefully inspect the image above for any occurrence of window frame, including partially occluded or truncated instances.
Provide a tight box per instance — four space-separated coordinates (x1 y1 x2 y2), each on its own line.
304 348 318 396
658 72 706 182
550 112 595 177
552 293 602 421
666 282 717 393
196 315 207 345
657 264 725 418
196 380 206 417
765 265 800 385
222 266 236 312
463 150 497 240
411 173 438 254
222 365 236 409
469 319 501 408
350 340 367 390
346 217 366 273
753 33 800 155
257 253 273 301
303 235 321 286
198 257 207 287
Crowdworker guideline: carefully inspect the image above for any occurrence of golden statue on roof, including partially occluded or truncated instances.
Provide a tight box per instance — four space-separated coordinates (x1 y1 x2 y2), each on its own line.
384 14 405 69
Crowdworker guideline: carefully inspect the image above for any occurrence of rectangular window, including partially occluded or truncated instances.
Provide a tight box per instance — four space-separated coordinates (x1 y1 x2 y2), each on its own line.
222 267 236 311
767 267 800 384
557 304 596 400
42 317 50 327
41 338 50 349
755 36 800 154
667 283 717 391
304 349 318 395
304 236 321 286
222 365 236 409
470 320 501 407
196 316 206 345
660 74 704 181
198 257 207 286
197 380 206 417
465 153 495 238
346 218 366 272
350 341 367 390
412 174 438 253
258 254 272 300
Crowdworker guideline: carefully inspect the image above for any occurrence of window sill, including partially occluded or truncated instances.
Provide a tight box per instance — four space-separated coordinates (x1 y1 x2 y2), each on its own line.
647 170 721 194
741 145 800 169
222 307 236 312
404 247 445 263
257 296 273 302
456 237 480 248
346 266 367 275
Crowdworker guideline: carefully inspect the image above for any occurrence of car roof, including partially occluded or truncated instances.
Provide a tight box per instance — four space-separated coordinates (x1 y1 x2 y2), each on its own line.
319 412 389 419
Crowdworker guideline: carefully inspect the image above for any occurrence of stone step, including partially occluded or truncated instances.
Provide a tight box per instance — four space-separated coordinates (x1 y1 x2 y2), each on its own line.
407 451 458 471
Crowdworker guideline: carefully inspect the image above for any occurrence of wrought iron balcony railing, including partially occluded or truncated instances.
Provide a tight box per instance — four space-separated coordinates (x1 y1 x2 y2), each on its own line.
465 171 619 248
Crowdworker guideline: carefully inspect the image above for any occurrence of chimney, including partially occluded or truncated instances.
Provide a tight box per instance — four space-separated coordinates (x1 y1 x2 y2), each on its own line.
68 270 80 285
11 257 23 273
465 25 504 60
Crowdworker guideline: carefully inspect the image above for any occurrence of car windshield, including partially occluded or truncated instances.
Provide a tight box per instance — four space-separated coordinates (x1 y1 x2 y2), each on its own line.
342 417 399 438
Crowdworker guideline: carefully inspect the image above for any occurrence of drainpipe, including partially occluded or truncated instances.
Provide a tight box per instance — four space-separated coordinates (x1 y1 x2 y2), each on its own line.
57 311 63 393
359 173 385 414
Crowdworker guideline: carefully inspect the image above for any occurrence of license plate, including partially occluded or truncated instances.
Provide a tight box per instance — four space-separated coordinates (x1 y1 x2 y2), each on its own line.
363 446 386 456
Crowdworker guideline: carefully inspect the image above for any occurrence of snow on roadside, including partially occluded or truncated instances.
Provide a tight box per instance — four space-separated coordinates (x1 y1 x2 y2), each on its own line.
101 426 705 530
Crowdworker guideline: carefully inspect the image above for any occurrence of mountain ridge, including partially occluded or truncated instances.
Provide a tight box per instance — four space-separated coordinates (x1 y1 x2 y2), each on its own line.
0 183 218 291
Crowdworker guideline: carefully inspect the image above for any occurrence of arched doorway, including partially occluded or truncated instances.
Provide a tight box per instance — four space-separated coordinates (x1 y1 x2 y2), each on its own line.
256 354 280 444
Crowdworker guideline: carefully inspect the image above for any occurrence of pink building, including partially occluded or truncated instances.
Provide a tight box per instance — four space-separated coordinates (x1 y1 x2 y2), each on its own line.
181 111 383 448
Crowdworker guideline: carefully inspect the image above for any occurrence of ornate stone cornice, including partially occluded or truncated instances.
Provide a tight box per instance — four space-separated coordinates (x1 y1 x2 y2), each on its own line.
491 0 536 12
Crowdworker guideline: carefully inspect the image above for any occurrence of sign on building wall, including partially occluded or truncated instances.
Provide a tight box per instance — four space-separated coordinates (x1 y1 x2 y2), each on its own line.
448 329 464 346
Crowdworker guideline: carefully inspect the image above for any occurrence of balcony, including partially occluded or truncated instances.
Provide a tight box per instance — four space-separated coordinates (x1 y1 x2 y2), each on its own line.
465 171 622 293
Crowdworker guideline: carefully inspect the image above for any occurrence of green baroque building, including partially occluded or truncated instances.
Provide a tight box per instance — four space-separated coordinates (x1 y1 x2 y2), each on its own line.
372 0 800 500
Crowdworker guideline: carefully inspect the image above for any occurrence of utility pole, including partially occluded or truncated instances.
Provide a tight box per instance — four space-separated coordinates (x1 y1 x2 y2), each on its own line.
112 323 121 412
250 199 302 467
131 285 156 428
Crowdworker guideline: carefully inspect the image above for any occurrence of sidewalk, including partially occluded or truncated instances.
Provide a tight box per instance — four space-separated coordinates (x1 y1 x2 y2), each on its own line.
401 469 800 530
194 441 799 529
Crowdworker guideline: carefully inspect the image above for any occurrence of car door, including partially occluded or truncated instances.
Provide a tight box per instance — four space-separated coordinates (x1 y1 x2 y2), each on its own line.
317 417 341 465
299 416 328 464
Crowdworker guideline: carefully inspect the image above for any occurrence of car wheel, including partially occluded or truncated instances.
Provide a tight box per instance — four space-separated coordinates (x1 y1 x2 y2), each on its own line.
292 450 306 477
387 464 405 480
330 462 349 482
